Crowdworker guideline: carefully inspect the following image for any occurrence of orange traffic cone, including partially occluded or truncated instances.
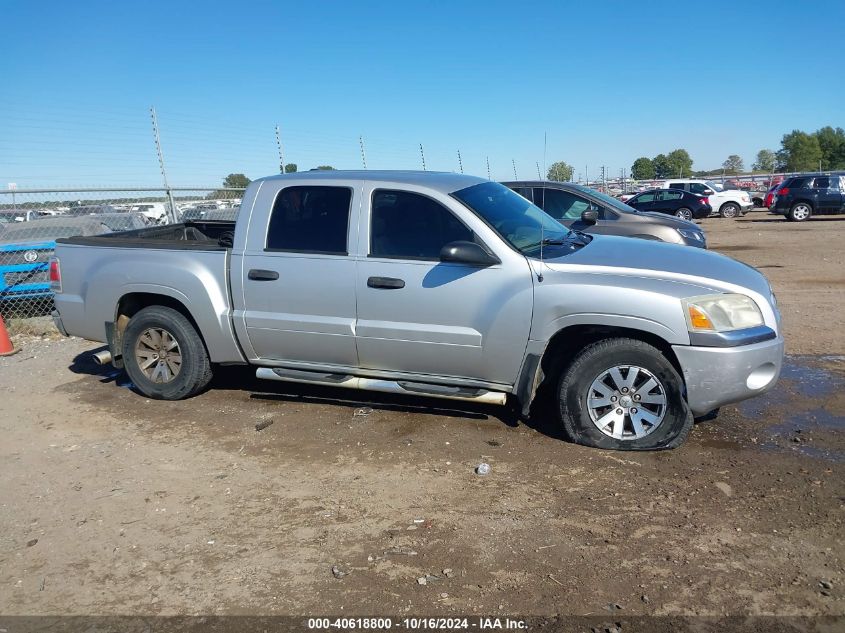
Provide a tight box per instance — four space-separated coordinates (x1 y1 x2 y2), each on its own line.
0 314 17 356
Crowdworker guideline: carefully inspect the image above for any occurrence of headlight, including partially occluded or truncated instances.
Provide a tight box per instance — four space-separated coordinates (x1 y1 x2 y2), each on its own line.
683 294 764 332
677 228 704 242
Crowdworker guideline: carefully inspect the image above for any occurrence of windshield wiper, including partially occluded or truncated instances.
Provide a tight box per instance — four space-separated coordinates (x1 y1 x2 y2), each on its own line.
523 237 566 250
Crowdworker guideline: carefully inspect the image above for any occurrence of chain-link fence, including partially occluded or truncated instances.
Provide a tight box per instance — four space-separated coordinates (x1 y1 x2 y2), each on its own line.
0 187 244 322
591 172 806 197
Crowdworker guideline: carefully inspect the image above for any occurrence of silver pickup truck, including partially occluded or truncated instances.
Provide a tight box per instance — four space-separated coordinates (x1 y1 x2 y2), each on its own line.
51 171 784 450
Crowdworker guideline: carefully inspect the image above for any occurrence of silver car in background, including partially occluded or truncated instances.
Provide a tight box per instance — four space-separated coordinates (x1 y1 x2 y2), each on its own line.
504 180 707 247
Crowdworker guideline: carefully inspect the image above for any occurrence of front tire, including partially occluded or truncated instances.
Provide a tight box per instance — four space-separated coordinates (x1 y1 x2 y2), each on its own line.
557 338 693 450
675 207 693 221
787 202 812 222
122 305 212 400
719 202 740 218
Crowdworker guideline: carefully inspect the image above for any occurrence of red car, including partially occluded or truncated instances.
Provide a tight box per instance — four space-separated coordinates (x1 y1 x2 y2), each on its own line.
764 183 783 209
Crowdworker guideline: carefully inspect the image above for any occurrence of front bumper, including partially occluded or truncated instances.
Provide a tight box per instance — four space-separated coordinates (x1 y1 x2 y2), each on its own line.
672 336 785 416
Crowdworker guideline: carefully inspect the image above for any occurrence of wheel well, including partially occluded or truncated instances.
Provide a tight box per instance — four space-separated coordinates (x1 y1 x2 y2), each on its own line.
791 199 814 209
719 201 739 210
112 293 206 361
538 324 683 390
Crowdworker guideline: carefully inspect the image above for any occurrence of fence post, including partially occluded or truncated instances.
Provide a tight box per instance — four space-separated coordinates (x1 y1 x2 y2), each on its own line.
150 106 179 224
275 125 285 174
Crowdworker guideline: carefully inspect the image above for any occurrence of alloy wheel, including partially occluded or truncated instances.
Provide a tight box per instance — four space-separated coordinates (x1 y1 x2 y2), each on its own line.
792 204 811 220
586 365 667 440
134 327 183 383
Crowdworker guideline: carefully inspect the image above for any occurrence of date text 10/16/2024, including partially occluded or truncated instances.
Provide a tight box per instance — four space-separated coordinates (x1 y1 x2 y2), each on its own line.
307 618 528 630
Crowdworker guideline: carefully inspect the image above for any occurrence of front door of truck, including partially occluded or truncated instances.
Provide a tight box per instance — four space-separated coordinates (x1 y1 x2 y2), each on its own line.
234 181 361 366
353 185 533 385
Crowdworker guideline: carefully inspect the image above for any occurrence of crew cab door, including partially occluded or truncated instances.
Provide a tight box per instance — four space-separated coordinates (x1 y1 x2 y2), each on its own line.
231 180 362 365
353 184 534 385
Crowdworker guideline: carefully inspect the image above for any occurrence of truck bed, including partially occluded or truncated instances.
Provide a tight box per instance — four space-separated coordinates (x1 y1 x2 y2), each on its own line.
58 220 236 250
53 220 245 364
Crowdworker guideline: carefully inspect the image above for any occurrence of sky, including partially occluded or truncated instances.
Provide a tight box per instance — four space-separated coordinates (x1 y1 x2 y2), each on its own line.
1 0 844 189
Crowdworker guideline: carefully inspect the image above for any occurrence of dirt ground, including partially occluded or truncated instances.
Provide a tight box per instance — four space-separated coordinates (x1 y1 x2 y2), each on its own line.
1 210 843 622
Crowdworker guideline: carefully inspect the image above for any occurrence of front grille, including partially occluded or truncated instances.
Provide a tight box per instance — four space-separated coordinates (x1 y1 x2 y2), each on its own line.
4 267 49 287
1 248 53 266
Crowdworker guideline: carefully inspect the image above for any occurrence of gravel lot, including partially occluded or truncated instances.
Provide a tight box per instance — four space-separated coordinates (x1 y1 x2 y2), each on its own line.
1 210 843 620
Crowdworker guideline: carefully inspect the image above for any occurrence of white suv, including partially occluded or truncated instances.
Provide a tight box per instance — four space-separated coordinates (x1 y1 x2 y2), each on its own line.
659 179 753 218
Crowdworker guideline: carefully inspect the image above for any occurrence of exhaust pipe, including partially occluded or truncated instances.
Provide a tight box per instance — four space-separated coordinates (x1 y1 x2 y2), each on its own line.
92 350 113 366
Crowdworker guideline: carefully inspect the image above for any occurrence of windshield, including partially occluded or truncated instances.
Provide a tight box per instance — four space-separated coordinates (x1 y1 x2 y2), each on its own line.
705 180 722 191
452 181 569 254
567 184 639 214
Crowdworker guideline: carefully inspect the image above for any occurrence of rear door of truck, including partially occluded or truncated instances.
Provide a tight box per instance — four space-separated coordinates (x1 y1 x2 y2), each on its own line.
231 178 362 366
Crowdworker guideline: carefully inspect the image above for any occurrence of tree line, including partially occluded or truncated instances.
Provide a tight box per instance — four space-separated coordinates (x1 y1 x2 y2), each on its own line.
626 125 845 180
223 125 844 188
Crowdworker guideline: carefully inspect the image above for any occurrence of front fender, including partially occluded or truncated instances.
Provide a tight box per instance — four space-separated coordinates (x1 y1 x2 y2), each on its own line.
542 312 687 345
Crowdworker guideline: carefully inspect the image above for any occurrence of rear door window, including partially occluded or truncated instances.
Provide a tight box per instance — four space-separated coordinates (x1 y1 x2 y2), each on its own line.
370 190 473 260
266 186 352 254
661 191 684 201
787 177 810 188
668 182 687 191
688 182 709 194
813 177 830 189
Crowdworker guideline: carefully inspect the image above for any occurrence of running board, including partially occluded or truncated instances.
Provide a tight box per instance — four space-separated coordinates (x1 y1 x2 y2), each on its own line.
255 367 507 405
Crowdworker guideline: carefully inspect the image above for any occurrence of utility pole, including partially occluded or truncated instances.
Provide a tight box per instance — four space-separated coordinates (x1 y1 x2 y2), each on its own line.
536 162 541 179
542 132 547 180
486 157 491 180
457 150 463 174
585 164 588 186
419 144 426 171
512 159 518 180
275 125 285 173
359 136 368 170
150 106 178 224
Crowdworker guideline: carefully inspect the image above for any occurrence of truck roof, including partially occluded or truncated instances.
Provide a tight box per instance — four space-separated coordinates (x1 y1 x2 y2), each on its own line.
255 170 488 195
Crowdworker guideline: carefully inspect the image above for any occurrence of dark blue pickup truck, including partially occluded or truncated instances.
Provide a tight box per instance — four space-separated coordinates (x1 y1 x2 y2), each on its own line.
772 173 845 221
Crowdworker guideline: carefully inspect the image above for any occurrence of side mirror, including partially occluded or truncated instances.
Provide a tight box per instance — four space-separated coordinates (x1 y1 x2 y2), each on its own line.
580 209 599 226
439 241 500 266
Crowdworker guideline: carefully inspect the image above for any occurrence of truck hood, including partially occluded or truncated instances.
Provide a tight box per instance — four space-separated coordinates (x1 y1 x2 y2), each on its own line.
542 234 773 299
